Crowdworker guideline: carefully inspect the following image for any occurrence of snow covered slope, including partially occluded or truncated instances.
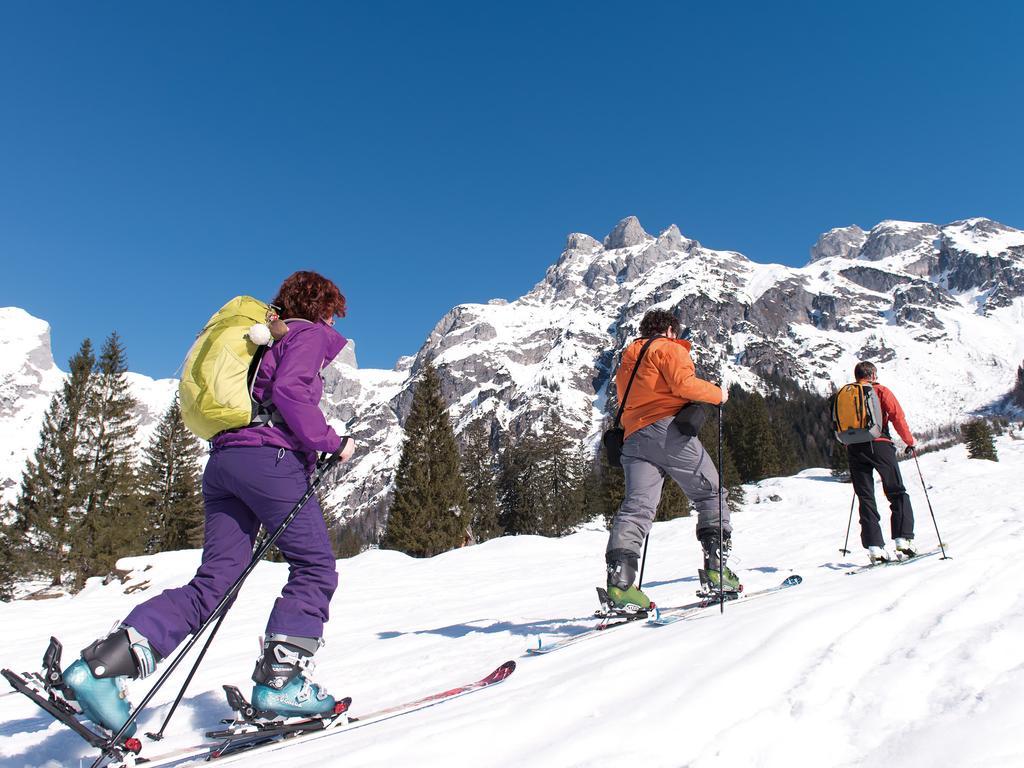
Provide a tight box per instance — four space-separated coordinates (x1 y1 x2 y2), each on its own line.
2 435 1023 767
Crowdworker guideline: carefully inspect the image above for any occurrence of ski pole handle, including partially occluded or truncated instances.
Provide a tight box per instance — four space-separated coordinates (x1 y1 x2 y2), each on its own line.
317 437 353 472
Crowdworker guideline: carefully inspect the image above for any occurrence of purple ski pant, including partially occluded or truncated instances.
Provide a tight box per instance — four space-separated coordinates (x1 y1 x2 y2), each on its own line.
124 446 338 658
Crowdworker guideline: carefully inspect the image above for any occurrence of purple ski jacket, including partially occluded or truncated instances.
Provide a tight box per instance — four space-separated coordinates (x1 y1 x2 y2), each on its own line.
213 319 346 468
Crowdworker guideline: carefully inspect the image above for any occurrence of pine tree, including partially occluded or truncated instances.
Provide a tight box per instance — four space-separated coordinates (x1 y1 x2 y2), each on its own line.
140 397 205 553
577 448 604 526
459 418 502 543
961 419 998 461
70 333 144 586
770 413 801 477
536 415 586 536
497 431 545 535
0 522 17 600
830 442 850 480
1013 363 1024 408
497 414 587 537
381 361 467 557
9 339 96 586
596 386 626 530
762 373 834 470
332 525 364 559
597 450 626 531
697 407 745 511
724 388 782 482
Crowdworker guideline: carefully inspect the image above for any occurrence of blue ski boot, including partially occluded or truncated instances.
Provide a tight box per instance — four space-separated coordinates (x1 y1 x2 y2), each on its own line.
63 626 159 736
251 635 336 718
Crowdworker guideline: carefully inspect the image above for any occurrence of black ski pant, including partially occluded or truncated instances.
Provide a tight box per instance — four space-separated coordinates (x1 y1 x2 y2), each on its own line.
848 440 914 548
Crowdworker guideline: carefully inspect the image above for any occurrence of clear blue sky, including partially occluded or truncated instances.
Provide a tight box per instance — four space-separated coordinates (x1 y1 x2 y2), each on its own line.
1 2 1021 377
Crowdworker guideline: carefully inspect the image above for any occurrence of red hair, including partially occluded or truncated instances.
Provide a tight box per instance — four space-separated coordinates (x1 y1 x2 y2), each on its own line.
273 271 347 322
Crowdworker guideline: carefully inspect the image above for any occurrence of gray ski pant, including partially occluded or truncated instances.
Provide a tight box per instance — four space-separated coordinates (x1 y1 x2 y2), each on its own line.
606 416 730 560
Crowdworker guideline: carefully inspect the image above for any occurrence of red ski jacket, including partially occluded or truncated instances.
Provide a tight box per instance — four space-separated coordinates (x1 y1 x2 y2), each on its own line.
859 380 915 446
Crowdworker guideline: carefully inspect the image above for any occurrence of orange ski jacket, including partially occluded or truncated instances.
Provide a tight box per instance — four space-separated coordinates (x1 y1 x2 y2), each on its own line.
615 337 724 439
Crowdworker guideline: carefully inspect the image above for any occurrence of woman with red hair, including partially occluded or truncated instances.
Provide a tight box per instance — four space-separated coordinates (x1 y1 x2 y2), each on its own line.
61 271 356 735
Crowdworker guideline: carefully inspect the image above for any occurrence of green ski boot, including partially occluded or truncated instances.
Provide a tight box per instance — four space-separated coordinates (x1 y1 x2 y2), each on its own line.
702 565 741 593
606 583 652 613
698 530 742 596
603 549 652 616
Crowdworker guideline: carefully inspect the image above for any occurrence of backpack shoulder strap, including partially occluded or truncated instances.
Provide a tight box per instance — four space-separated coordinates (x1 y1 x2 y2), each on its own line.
613 336 664 427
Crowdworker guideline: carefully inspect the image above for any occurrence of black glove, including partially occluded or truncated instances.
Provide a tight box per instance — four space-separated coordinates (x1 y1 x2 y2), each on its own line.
904 445 916 457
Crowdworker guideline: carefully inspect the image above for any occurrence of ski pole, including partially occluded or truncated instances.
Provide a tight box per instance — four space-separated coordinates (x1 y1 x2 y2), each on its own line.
637 535 650 590
718 403 724 614
840 488 856 555
93 446 346 766
145 528 267 742
145 609 228 742
911 450 950 560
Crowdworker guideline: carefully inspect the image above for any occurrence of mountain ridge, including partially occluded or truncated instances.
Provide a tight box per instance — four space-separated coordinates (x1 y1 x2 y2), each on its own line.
3 215 1022 532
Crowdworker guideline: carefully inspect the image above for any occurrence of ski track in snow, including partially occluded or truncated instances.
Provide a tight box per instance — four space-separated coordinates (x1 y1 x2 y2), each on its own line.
2 438 1024 767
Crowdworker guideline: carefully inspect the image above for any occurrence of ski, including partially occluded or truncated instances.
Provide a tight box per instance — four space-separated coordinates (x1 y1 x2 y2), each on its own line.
525 586 654 656
647 574 803 626
104 660 516 768
2 637 144 764
527 575 802 654
526 612 645 655
844 548 942 575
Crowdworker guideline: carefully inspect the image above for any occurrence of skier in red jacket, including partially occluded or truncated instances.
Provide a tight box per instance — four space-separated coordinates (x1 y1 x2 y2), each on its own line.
848 361 917 563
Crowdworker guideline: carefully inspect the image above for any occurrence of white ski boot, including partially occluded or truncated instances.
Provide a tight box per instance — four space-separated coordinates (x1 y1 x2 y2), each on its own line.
894 538 918 558
867 546 890 565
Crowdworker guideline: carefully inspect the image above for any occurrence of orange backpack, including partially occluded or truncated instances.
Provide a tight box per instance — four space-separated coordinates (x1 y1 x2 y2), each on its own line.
832 383 883 445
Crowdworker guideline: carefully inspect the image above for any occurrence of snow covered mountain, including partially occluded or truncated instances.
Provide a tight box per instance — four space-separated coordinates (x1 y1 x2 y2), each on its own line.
2 435 1023 767
3 215 1023 527
0 307 178 506
320 215 1024 529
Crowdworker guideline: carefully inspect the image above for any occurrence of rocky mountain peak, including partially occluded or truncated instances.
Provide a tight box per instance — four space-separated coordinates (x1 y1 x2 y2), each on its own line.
809 225 867 263
604 216 652 250
565 232 602 252
950 217 1007 235
0 307 57 376
656 224 688 251
942 218 1024 257
859 220 941 262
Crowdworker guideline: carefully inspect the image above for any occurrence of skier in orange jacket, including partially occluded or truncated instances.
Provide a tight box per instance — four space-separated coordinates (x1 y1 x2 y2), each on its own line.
604 309 730 613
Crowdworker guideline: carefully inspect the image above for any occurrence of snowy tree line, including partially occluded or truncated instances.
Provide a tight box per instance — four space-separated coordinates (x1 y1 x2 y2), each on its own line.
377 363 1013 559
2 342 1008 596
0 335 203 600
377 362 845 558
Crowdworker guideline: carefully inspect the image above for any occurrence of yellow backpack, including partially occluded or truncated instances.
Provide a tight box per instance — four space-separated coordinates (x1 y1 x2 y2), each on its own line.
832 383 884 445
178 296 278 440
